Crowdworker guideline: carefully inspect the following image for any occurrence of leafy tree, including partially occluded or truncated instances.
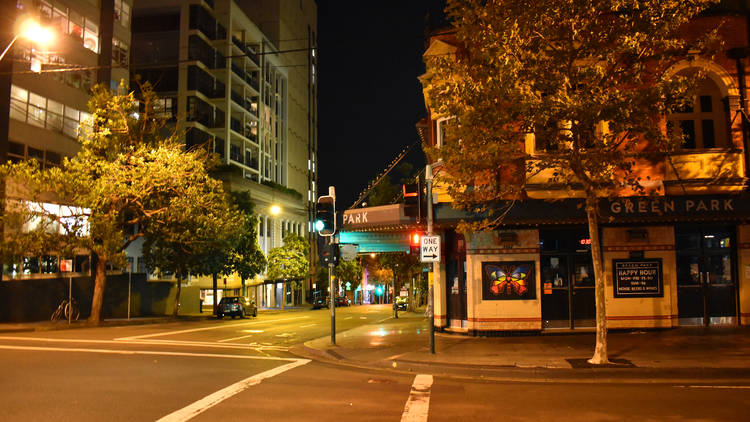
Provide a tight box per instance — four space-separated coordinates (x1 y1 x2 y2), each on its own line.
334 259 363 296
1 83 231 323
267 233 310 307
378 252 421 316
425 0 716 363
141 189 242 317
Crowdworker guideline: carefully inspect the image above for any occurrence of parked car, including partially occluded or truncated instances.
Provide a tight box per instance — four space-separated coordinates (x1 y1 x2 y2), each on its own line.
312 296 329 309
395 296 408 311
334 296 351 307
217 296 257 319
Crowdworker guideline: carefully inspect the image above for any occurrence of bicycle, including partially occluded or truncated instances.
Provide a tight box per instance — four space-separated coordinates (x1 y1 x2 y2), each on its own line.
50 298 80 322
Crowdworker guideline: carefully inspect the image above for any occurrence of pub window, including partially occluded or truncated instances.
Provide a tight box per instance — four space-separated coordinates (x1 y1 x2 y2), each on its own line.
667 73 728 149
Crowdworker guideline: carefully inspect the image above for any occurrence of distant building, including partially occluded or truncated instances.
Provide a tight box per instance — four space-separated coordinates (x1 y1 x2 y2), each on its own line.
130 0 318 308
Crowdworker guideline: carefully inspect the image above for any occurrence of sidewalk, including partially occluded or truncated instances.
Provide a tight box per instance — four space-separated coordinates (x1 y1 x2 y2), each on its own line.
0 306 315 334
293 311 750 382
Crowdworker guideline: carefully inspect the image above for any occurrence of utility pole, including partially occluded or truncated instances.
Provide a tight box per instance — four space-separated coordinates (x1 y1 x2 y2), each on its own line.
426 164 435 354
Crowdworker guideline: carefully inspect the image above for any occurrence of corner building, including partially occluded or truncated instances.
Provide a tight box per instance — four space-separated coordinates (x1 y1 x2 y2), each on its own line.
415 7 750 334
131 0 318 307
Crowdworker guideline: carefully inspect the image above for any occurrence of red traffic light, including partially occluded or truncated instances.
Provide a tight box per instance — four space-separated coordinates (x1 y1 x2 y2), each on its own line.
410 232 421 246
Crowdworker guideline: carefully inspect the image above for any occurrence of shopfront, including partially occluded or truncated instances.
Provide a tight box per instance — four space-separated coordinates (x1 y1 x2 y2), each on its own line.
429 194 750 334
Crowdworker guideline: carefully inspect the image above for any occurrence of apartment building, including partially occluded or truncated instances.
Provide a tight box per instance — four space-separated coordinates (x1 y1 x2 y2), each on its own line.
130 0 318 307
2 0 132 280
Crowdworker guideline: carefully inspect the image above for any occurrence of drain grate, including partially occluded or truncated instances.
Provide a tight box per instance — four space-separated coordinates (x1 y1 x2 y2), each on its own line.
566 358 636 368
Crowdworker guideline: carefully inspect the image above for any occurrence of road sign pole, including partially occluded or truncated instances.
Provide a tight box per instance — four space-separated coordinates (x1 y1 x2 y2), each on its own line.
426 164 435 354
330 259 335 345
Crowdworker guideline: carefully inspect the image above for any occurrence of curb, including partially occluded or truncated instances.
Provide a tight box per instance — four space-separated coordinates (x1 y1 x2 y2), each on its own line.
290 337 750 385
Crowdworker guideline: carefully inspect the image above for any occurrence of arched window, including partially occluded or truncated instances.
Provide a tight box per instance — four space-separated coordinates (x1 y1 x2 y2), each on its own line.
668 73 728 149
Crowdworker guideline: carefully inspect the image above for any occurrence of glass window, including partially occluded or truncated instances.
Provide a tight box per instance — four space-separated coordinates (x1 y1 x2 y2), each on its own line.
47 99 63 131
52 7 67 35
23 256 40 275
668 72 727 149
11 85 27 102
84 20 99 53
8 141 25 157
41 255 58 273
27 93 46 127
68 12 83 40
115 0 131 28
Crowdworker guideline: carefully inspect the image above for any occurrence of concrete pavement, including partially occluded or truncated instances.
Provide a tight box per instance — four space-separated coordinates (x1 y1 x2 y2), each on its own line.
292 309 750 382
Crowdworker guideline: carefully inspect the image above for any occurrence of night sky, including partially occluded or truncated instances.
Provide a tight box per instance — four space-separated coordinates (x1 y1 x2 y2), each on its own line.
316 1 447 210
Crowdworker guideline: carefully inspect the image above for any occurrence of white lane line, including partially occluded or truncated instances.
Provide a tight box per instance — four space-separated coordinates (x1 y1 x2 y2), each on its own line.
401 374 433 422
299 323 317 328
217 334 255 343
157 359 310 422
377 317 393 323
0 344 297 361
344 317 353 320
0 336 288 351
677 385 750 389
114 316 310 340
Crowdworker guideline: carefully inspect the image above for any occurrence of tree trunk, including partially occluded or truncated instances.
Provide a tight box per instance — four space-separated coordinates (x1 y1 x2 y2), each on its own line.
212 272 218 316
241 277 245 297
88 255 108 324
281 281 286 310
586 195 609 365
173 271 182 317
393 275 399 318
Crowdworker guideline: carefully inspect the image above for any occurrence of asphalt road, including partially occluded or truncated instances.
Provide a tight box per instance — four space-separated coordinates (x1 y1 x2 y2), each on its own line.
0 305 748 421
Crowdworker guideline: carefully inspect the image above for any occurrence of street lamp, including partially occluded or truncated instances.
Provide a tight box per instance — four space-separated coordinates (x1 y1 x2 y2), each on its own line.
0 18 54 62
269 204 281 215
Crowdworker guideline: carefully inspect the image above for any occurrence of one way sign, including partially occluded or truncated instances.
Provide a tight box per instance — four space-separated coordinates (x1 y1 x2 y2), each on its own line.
420 235 441 263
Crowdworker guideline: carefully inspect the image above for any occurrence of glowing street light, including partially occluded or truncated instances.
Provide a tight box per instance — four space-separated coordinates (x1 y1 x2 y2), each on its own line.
269 204 281 215
0 18 55 62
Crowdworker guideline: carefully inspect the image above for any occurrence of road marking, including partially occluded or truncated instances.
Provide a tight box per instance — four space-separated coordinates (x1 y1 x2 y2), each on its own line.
360 316 367 319
0 336 288 352
114 316 310 340
677 385 750 389
377 317 393 323
299 323 317 328
217 334 255 343
401 374 433 422
0 344 298 361
157 359 310 422
344 316 353 320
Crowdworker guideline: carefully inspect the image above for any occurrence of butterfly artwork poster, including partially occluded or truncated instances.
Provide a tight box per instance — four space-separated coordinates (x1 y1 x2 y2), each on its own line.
482 261 536 300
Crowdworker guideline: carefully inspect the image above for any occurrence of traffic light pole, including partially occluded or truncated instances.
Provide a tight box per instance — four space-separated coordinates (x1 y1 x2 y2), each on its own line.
426 164 435 354
329 258 336 345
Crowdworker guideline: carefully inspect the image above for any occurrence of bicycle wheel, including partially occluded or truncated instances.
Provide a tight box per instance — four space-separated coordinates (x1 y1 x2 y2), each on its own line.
64 302 80 321
51 305 63 322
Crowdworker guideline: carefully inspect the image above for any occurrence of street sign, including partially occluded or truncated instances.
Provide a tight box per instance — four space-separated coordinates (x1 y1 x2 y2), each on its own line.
339 244 358 261
420 235 441 263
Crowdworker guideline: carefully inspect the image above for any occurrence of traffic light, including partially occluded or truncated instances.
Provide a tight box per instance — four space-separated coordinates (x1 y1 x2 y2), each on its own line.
409 231 421 255
315 195 335 236
403 182 422 222
317 235 339 265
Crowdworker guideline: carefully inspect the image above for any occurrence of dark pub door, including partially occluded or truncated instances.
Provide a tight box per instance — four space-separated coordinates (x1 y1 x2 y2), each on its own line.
445 231 467 330
676 225 738 326
540 228 597 329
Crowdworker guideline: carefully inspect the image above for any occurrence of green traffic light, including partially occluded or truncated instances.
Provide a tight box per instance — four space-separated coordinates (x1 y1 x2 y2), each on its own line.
315 220 325 231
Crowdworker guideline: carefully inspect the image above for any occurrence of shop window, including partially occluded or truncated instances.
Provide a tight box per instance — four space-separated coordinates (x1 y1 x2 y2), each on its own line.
41 255 58 273
667 74 728 149
68 11 83 40
23 256 40 275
